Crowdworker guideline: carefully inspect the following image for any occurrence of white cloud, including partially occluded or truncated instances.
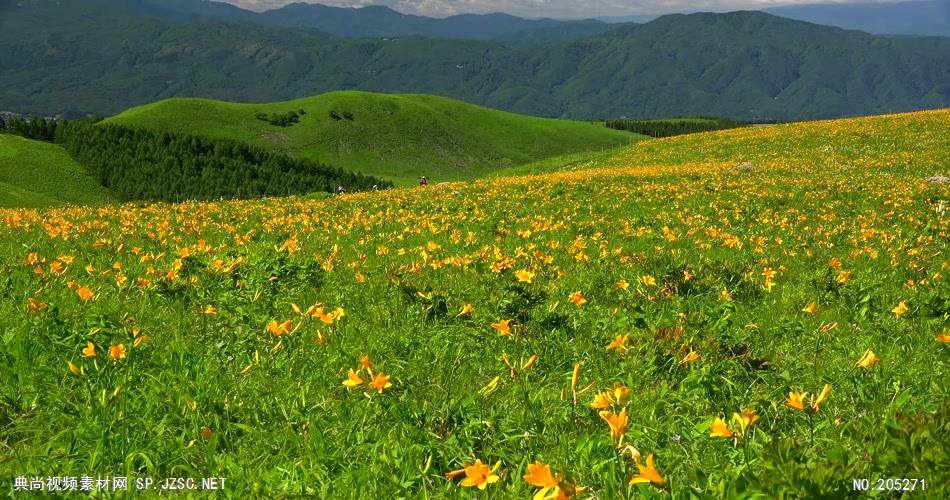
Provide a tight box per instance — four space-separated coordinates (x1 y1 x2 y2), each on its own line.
220 0 903 18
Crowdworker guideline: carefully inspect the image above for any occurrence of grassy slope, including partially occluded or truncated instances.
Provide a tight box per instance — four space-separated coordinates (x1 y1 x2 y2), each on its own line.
0 134 113 208
104 91 639 185
2 109 949 496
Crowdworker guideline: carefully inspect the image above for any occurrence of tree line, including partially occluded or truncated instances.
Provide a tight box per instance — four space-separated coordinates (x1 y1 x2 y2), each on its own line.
604 117 746 138
0 116 391 202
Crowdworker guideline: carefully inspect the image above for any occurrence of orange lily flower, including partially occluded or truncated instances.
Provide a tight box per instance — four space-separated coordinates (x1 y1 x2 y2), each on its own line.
599 407 628 445
492 319 513 336
891 300 908 317
855 349 879 368
629 453 665 486
811 384 831 412
786 391 807 410
680 350 700 365
446 459 500 490
369 372 392 393
457 304 475 317
109 343 126 360
606 335 629 353
515 269 535 283
710 417 733 438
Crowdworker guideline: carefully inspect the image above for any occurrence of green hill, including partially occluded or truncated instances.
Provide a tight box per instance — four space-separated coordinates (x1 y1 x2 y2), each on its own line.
105 92 638 184
0 134 113 208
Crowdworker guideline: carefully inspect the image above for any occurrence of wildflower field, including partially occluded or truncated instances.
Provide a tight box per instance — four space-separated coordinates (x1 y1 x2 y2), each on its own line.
2 109 949 497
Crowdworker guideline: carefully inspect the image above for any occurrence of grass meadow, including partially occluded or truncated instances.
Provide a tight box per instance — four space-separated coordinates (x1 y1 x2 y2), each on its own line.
0 134 113 209
1 109 949 497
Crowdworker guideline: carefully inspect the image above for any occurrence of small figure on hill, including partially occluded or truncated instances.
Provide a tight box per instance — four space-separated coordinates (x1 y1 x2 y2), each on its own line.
337 186 347 195
420 176 428 187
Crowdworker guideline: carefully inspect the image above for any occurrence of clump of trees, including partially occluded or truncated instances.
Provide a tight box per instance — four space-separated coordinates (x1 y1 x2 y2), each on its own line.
605 117 746 137
0 115 60 141
2 116 392 202
328 110 354 121
256 109 306 127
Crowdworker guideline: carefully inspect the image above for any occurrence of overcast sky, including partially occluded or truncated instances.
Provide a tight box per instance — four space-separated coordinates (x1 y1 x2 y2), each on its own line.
218 0 902 18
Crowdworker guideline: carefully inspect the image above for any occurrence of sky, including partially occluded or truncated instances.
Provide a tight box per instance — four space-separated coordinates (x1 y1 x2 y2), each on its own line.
218 0 903 18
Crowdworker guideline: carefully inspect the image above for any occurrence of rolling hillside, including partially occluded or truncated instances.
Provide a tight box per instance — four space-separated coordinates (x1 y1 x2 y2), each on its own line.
104 91 637 183
0 134 113 207
3 108 949 496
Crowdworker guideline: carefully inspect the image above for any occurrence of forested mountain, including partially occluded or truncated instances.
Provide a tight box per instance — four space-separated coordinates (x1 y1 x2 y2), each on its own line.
2 2 948 121
23 0 613 44
766 1 950 37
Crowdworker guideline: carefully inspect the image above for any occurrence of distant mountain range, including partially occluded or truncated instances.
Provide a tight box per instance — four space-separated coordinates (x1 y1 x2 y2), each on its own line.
1 1 948 121
765 1 950 37
111 0 619 45
155 0 950 38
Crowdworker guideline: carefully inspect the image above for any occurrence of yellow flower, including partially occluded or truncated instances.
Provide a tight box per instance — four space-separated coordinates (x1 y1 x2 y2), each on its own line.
605 335 629 353
802 302 819 315
599 407 628 445
27 297 47 314
855 349 879 368
641 275 656 286
515 269 535 283
786 391 807 411
836 270 852 284
492 319 513 336
457 304 475 317
68 361 82 377
617 279 629 290
720 289 732 301
609 383 632 406
732 409 759 435
709 417 733 438
332 307 346 321
342 368 364 389
521 355 538 370
629 453 665 486
479 375 501 395
811 384 831 412
680 350 700 365
570 363 581 393
569 291 587 307
200 305 218 315
891 300 908 317
591 383 631 409
82 341 96 358
590 391 613 409
109 343 126 361
446 459 500 490
937 331 950 343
